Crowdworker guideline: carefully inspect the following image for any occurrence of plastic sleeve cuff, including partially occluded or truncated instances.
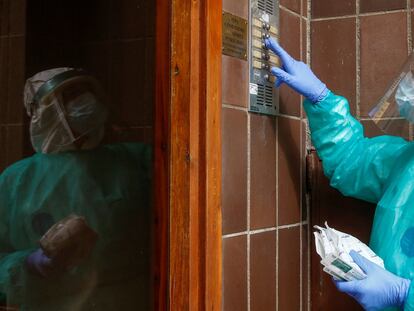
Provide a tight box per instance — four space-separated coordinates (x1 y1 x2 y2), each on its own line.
310 86 329 104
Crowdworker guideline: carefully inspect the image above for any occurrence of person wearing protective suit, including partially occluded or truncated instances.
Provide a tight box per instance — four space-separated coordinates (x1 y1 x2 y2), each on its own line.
0 68 152 310
266 37 414 310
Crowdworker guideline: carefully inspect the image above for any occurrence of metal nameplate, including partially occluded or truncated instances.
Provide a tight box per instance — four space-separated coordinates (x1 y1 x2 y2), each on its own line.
222 12 248 60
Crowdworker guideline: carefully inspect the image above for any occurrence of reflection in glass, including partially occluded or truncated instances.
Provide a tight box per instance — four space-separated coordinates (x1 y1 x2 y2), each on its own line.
0 68 152 310
0 1 155 309
369 52 414 136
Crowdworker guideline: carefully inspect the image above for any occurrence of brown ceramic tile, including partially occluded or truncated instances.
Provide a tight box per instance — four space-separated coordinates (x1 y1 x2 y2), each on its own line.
109 0 150 39
280 0 301 15
8 37 25 124
301 120 308 220
105 126 154 145
301 18 307 66
10 0 26 35
0 37 24 125
223 235 248 311
360 13 408 117
222 55 248 108
0 38 9 125
312 0 355 18
280 9 301 60
311 18 356 114
78 0 110 42
278 226 301 310
250 114 277 230
302 225 309 311
360 0 406 13
6 125 24 166
412 11 414 46
109 40 153 127
223 0 248 19
362 120 409 140
279 9 302 117
30 1 80 44
0 127 7 170
79 42 111 92
222 107 248 234
250 231 277 311
278 117 301 225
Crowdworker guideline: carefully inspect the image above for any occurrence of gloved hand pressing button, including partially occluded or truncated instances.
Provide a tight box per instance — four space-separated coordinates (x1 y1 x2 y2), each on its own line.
335 250 411 311
265 37 328 103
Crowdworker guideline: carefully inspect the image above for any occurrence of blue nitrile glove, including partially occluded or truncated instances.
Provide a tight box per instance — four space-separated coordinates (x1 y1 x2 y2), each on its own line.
25 249 57 278
265 37 328 103
335 250 411 311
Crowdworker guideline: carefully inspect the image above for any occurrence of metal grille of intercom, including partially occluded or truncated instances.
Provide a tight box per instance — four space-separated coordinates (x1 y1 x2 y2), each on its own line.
257 84 274 107
258 0 274 15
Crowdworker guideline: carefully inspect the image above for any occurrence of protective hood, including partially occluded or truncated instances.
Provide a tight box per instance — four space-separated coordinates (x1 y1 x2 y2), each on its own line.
24 68 108 154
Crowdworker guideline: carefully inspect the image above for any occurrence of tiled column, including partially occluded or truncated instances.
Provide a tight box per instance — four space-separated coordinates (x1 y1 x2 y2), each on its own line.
278 0 309 310
222 0 308 310
0 0 26 170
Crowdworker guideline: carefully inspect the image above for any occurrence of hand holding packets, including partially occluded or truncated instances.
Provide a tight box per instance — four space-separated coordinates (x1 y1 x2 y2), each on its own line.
314 222 384 281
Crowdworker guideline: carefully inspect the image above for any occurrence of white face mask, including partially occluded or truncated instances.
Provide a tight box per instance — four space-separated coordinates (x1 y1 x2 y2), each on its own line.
395 71 414 124
30 92 107 154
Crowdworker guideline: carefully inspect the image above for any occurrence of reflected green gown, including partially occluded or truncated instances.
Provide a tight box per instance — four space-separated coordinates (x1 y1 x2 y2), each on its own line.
0 143 152 310
305 91 414 310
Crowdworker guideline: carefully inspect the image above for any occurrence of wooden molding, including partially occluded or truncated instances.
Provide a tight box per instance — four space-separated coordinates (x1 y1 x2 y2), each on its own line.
155 0 222 310
170 0 222 310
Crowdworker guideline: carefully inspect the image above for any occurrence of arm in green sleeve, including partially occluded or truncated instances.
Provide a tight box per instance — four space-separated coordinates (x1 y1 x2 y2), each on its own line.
304 91 408 203
0 167 35 303
0 249 34 303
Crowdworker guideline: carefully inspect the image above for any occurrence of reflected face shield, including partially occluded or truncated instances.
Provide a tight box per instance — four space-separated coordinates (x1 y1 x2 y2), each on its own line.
28 70 108 154
369 53 414 136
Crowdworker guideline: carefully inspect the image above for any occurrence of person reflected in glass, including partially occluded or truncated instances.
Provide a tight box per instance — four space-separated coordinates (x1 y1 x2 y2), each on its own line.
0 68 152 310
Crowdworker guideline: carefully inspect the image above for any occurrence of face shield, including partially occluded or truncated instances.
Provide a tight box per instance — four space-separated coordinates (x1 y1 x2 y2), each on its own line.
24 68 108 154
368 52 414 136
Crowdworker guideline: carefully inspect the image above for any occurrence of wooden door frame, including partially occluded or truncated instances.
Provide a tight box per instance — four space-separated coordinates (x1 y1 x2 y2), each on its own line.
154 0 222 310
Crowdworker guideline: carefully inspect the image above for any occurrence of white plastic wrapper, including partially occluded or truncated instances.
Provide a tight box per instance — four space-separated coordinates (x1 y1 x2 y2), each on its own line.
314 222 384 281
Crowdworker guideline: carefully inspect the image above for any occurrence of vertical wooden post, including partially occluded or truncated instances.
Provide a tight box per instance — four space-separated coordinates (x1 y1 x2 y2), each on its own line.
169 0 222 310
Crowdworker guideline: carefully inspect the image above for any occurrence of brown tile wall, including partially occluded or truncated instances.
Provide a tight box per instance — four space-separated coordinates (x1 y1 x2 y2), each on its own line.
223 0 413 310
0 0 26 171
222 0 308 310
25 0 155 151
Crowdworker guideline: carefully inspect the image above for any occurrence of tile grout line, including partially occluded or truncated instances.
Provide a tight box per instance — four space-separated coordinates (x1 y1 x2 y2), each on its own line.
299 1 304 310
0 34 25 39
299 121 303 311
408 0 412 53
222 231 249 239
222 103 249 112
222 224 309 239
1 123 24 127
312 8 409 22
306 1 311 309
279 5 308 20
356 0 361 118
275 98 279 311
277 222 305 229
278 113 302 121
408 0 413 140
247 112 251 311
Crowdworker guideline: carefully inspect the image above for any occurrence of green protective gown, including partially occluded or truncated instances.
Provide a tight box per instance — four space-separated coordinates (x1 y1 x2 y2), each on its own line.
0 142 152 311
304 91 414 311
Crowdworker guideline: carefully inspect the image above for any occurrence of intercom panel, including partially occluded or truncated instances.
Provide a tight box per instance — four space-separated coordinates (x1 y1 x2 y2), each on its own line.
249 0 279 116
